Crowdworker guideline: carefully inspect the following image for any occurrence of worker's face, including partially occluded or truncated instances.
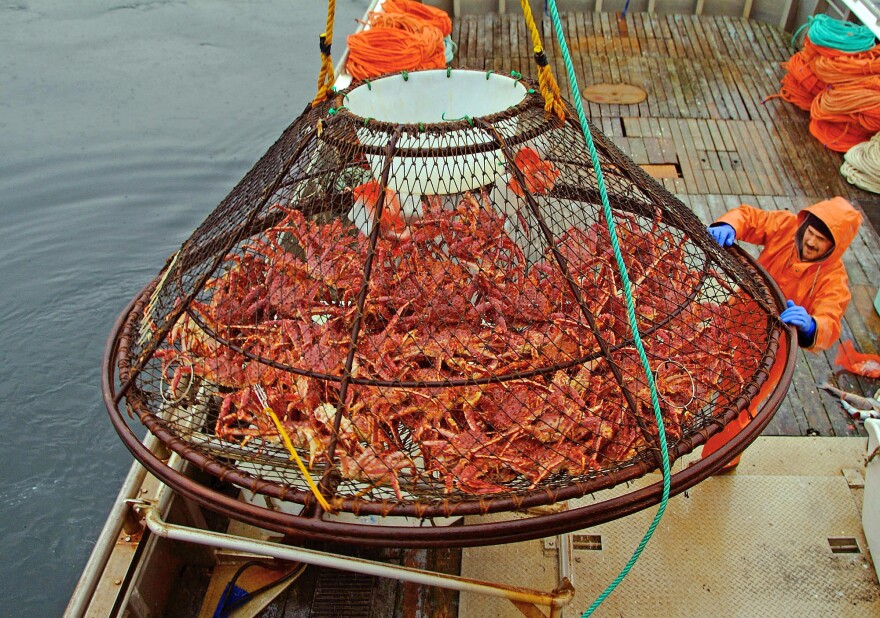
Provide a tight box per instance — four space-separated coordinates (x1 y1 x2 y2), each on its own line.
801 225 833 261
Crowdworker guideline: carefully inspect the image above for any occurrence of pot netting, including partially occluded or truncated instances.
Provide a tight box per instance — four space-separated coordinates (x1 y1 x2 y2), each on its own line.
121 70 781 515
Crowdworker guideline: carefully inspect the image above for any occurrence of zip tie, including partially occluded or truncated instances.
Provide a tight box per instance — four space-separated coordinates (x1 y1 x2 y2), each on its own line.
402 70 409 81
363 117 372 126
511 70 523 80
253 385 334 513
327 106 347 115
485 70 494 79
447 66 452 77
527 88 536 94
418 122 426 132
365 79 371 90
441 112 473 126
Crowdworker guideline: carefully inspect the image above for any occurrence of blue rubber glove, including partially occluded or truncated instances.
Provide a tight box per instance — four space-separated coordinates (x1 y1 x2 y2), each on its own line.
780 300 817 337
708 223 735 247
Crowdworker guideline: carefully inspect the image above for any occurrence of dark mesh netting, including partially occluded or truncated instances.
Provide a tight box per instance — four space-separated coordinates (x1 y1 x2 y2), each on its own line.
107 69 792 542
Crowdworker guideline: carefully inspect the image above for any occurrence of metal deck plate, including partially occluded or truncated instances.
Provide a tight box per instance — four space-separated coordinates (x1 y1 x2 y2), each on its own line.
460 438 879 617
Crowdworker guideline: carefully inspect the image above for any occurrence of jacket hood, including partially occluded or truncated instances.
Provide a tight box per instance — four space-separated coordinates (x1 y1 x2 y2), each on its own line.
796 197 862 264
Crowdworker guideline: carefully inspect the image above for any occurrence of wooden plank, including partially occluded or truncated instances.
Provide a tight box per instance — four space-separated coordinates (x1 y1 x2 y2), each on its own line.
716 58 750 121
728 121 765 195
648 56 670 119
628 138 649 165
741 121 785 196
686 192 713 224
695 55 729 120
723 122 755 195
640 10 659 56
468 15 479 67
669 120 705 193
662 14 684 58
658 118 687 194
628 12 644 56
719 15 748 60
751 120 795 196
712 118 736 152
643 136 665 165
667 59 691 118
688 119 722 194
765 117 815 198
715 152 741 195
788 348 836 436
492 12 504 73
684 14 712 60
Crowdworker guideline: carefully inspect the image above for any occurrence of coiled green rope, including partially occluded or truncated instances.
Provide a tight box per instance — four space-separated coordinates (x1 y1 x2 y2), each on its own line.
792 14 877 53
544 2 672 615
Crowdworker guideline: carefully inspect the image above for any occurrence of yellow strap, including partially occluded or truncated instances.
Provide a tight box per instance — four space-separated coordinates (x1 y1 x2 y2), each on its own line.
264 406 335 512
519 0 566 120
312 0 337 107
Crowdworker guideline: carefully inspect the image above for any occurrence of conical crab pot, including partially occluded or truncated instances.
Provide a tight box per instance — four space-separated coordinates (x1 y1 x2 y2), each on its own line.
105 69 795 547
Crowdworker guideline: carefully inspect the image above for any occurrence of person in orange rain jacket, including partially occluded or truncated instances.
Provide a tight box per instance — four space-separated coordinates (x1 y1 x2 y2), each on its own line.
701 196 863 470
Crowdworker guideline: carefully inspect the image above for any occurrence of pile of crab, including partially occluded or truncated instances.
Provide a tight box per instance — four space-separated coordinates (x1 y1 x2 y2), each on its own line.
154 177 766 499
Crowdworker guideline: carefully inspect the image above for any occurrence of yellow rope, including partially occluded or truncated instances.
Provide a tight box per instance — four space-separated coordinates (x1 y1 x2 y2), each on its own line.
312 0 337 107
519 0 566 120
254 386 335 512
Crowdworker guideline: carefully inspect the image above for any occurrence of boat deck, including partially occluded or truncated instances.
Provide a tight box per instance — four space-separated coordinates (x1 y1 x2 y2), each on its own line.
451 11 880 439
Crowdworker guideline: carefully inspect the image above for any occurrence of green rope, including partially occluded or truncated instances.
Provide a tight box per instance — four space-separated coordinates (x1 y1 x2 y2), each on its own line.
441 112 474 126
791 14 876 52
544 2 672 616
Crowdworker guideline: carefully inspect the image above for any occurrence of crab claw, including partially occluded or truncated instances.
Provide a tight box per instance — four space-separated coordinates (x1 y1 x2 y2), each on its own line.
350 180 410 240
507 146 560 197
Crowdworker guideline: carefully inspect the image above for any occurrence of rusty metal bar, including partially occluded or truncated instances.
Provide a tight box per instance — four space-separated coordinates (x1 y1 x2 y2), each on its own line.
136 498 574 614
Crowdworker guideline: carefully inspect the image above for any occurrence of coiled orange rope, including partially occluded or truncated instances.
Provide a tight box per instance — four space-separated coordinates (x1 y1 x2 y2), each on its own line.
382 0 452 37
812 51 880 84
776 36 880 152
346 25 446 80
344 1 452 81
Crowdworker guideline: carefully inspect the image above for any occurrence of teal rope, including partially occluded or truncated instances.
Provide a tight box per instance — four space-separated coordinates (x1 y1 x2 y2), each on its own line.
792 14 876 53
544 1 672 616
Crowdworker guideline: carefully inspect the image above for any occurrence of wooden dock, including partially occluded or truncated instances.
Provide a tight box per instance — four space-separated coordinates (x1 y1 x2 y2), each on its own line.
451 11 880 438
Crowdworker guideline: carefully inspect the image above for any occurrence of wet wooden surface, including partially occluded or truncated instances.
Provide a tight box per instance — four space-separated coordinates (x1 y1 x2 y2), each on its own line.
452 11 880 438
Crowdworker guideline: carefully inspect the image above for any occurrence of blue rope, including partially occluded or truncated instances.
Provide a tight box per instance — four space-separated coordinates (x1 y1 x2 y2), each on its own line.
792 14 876 52
544 2 672 616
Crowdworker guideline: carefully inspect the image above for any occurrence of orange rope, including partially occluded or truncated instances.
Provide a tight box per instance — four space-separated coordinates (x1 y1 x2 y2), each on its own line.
809 118 873 152
382 0 452 37
775 35 880 151
366 11 436 34
812 53 880 84
346 26 446 80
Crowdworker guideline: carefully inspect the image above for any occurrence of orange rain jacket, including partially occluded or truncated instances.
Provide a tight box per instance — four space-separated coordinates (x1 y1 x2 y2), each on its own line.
714 197 862 352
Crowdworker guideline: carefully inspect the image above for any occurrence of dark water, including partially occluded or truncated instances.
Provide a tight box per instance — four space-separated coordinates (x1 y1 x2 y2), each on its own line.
0 1 369 614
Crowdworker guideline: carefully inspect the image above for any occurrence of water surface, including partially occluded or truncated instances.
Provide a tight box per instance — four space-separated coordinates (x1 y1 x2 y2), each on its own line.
0 1 369 614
